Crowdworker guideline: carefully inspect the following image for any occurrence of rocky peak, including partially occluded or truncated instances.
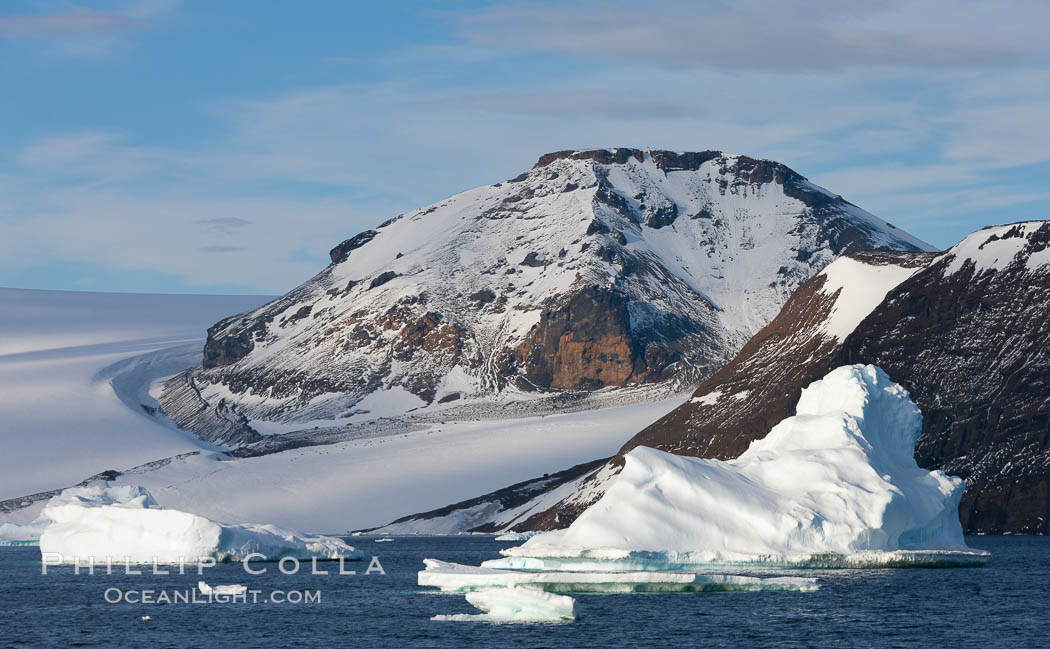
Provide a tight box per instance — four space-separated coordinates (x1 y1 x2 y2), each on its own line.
534 147 648 168
532 147 800 181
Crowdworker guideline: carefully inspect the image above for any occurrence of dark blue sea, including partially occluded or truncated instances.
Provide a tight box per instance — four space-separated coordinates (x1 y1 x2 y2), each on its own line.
0 536 1045 648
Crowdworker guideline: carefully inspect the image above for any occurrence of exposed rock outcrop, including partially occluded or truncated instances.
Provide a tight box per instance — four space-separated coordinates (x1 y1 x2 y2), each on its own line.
156 371 261 446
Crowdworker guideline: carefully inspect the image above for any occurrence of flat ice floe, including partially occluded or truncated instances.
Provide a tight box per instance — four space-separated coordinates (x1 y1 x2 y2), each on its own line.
198 581 247 596
419 559 819 594
38 484 362 563
502 365 988 568
431 586 576 623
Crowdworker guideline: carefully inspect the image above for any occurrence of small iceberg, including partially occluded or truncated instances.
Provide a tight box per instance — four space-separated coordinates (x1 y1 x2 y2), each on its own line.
37 484 363 564
374 538 394 543
419 559 818 594
0 517 50 545
494 530 542 542
431 586 576 623
0 539 41 547
198 580 248 596
502 366 988 569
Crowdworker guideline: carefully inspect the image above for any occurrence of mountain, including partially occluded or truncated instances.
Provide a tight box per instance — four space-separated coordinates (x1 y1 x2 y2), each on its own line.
159 148 930 442
390 221 1048 535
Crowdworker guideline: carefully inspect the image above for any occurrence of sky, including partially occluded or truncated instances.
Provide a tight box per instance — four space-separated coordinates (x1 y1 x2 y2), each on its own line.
1 0 1049 295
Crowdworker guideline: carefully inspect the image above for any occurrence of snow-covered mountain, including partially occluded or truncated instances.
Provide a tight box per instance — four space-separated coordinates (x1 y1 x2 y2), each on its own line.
161 148 930 440
379 220 1050 535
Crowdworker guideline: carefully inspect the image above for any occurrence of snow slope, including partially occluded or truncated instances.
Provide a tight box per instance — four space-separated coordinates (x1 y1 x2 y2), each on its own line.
501 365 984 566
0 288 270 499
90 395 685 532
817 257 921 341
942 220 1050 275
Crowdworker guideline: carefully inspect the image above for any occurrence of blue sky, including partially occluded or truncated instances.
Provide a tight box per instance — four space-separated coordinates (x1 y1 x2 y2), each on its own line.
2 0 1049 294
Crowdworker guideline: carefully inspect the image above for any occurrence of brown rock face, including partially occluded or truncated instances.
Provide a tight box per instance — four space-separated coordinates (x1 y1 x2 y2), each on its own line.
393 311 466 363
511 285 664 390
546 332 635 389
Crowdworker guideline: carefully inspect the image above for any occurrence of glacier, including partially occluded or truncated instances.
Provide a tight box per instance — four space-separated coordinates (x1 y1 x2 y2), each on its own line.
0 287 268 501
499 365 988 568
37 484 362 564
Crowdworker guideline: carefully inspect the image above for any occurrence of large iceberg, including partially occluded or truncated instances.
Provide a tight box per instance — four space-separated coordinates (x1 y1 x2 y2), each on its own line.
38 485 362 563
500 365 987 567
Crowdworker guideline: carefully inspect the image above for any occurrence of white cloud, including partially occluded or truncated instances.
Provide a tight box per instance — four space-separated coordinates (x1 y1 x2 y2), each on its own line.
458 0 1049 73
943 100 1050 169
0 11 136 38
0 1 179 56
3 0 1049 292
0 184 385 292
17 131 121 167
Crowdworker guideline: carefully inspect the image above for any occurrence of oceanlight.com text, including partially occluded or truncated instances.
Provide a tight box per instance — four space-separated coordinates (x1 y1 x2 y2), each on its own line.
103 588 323 605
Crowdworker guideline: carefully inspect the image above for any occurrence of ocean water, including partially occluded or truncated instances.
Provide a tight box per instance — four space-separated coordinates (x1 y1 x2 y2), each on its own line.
0 535 1044 648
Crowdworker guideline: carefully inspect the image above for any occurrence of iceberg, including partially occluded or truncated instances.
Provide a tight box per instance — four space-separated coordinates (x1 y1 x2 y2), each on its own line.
0 503 51 545
431 586 576 623
0 519 48 545
419 559 818 594
494 530 542 542
198 581 248 596
37 484 363 563
502 365 988 568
